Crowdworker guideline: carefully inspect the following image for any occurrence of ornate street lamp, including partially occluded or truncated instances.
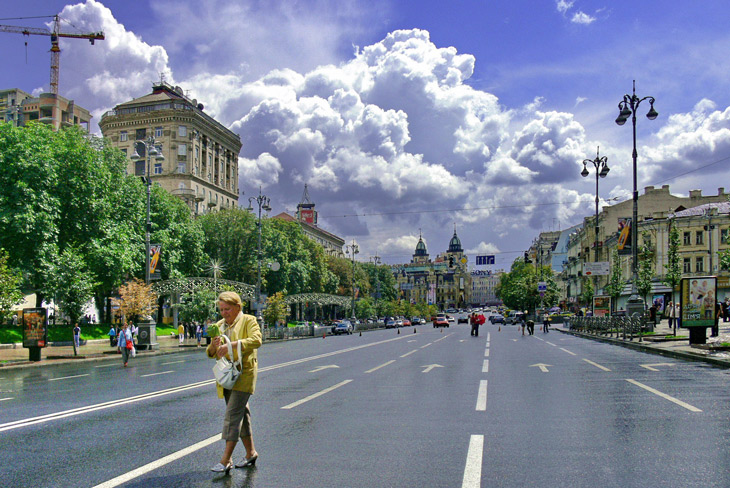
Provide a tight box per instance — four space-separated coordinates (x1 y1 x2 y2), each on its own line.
582 146 609 296
616 80 657 316
246 186 271 324
130 137 165 284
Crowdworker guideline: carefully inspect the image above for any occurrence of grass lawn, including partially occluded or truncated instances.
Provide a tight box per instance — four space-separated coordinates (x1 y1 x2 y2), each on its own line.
0 324 179 344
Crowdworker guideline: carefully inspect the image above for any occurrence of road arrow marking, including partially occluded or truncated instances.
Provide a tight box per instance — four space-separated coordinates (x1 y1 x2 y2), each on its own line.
309 365 339 373
530 363 552 373
422 364 444 373
640 363 675 372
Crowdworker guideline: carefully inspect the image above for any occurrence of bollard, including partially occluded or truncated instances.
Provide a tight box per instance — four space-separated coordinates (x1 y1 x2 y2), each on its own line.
397 328 400 334
414 328 416 334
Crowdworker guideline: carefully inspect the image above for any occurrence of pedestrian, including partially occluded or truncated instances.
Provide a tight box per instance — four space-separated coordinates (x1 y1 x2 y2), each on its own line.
543 313 550 333
108 325 117 346
469 313 477 337
73 323 81 349
117 322 133 367
207 291 262 474
178 322 185 345
649 304 657 326
196 323 203 347
722 298 729 323
12 314 18 327
526 316 535 335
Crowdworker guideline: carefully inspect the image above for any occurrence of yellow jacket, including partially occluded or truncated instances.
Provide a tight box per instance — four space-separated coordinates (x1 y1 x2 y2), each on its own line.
207 312 262 397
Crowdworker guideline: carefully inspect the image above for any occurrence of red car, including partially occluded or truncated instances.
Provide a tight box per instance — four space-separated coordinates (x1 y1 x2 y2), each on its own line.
433 317 449 328
402 318 411 327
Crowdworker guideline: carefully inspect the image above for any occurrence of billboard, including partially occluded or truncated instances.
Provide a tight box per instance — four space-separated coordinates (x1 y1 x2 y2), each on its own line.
23 308 48 348
583 262 610 276
617 218 632 256
680 276 717 327
593 296 611 317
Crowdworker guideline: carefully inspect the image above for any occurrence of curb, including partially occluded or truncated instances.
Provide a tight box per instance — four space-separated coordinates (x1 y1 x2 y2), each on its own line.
556 328 730 369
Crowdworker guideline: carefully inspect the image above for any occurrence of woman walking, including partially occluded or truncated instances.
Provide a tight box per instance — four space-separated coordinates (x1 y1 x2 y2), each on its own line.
207 292 262 474
117 322 133 367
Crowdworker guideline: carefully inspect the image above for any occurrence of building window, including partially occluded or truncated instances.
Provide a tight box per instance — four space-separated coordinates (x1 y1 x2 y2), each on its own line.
178 143 187 156
683 232 691 245
696 256 704 273
683 258 691 273
177 162 186 174
136 128 146 140
155 126 163 138
120 148 127 157
721 228 729 244
178 182 185 190
178 125 187 137
120 131 128 142
154 163 162 175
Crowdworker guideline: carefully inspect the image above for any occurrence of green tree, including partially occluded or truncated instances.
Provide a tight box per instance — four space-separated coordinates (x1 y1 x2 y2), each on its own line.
263 291 289 327
604 249 626 312
663 221 682 307
0 249 23 323
636 232 655 303
496 259 539 313
579 278 594 308
178 289 217 325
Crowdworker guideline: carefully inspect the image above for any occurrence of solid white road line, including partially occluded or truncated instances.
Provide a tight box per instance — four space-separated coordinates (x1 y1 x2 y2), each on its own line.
582 359 611 372
281 380 353 410
420 342 433 349
0 397 13 402
487 333 491 342
625 379 702 412
482 359 489 373
140 371 174 378
546 341 557 346
49 374 90 382
91 434 220 488
476 380 488 411
400 350 418 358
462 435 484 488
560 348 577 356
365 360 396 373
640 363 675 372
484 349 489 357
434 333 453 342
95 363 122 368
161 360 185 365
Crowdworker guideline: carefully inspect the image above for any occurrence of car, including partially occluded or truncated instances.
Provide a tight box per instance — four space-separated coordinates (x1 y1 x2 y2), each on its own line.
385 319 396 329
411 317 422 325
457 316 469 324
402 318 411 327
505 311 525 325
446 315 455 323
445 308 457 314
331 320 353 335
433 317 449 328
395 319 404 327
489 314 504 324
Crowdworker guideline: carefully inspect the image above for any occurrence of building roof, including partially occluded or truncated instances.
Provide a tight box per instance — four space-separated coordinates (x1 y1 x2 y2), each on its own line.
273 212 345 245
670 201 730 218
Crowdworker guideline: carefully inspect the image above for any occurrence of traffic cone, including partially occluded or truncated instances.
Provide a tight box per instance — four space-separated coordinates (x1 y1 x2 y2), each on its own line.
414 328 417 334
397 328 400 334
359 331 362 336
498 326 501 332
322 332 326 339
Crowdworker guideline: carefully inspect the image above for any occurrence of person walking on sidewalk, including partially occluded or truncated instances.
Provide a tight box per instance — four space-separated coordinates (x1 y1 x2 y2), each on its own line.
178 323 185 345
542 313 550 333
207 291 262 474
196 323 203 347
117 322 133 367
73 323 81 349
108 325 117 346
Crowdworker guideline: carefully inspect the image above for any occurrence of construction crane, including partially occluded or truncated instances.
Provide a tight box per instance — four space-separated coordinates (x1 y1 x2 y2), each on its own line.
0 14 104 94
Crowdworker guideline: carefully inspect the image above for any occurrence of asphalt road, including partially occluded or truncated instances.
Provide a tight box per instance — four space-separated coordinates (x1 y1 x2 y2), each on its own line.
1 318 729 487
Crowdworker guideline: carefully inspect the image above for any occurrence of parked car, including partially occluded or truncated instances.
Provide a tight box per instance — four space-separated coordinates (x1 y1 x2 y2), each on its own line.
446 315 455 323
395 319 404 327
489 314 504 324
457 316 468 324
433 317 449 328
331 320 353 335
385 319 396 329
402 318 411 327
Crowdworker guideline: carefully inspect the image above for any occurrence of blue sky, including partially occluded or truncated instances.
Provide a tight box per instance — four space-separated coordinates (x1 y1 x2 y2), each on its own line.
3 0 730 270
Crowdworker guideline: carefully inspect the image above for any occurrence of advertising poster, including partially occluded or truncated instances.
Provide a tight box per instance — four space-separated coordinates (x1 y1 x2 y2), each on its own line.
680 276 717 327
652 294 666 315
617 218 632 256
22 308 48 348
593 296 611 317
150 244 162 280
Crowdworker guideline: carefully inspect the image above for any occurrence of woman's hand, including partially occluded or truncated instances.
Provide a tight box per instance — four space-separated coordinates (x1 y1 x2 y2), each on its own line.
215 342 229 360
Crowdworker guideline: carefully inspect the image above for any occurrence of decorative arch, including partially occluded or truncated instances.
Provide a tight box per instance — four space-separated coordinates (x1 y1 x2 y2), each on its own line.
152 277 255 300
283 293 351 307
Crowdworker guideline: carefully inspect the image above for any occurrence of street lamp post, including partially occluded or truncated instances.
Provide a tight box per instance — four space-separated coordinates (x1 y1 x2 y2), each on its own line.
616 80 657 316
370 254 381 308
346 240 359 319
131 137 165 284
582 146 610 302
246 187 271 324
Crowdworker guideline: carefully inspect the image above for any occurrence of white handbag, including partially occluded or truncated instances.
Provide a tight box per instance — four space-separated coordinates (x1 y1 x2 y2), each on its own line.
212 334 242 389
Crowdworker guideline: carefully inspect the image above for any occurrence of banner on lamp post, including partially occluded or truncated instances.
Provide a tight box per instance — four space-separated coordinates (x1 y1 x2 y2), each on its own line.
617 218 632 256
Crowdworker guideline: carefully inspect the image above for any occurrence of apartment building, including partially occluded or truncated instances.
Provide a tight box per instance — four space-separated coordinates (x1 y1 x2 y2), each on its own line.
1 87 91 130
99 82 241 214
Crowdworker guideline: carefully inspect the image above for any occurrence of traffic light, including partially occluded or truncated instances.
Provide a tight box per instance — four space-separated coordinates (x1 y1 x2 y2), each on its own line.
524 252 531 264
449 256 454 267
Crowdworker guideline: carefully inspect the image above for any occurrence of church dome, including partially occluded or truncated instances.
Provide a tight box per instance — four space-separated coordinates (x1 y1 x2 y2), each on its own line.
448 229 463 253
415 236 428 256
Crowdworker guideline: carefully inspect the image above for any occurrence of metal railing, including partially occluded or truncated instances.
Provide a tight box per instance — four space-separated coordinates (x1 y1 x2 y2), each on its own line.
567 315 651 342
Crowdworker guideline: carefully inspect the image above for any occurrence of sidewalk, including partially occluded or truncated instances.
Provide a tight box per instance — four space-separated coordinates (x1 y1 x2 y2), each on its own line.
0 334 207 370
554 318 730 368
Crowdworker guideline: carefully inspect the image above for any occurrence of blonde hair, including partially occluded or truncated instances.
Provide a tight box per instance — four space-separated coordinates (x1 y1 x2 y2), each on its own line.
218 291 242 308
